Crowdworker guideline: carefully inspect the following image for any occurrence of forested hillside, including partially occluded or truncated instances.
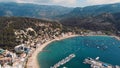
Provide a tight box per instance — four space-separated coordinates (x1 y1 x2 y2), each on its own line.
0 17 63 50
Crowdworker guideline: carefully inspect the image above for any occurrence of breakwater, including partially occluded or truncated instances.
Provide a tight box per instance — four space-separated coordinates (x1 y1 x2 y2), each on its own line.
50 54 75 68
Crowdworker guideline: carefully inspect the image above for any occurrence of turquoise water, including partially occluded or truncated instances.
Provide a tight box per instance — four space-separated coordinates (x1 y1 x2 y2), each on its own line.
38 36 120 68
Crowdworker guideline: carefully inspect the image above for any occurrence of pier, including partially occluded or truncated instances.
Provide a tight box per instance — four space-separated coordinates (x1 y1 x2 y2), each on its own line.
84 57 120 68
50 54 75 68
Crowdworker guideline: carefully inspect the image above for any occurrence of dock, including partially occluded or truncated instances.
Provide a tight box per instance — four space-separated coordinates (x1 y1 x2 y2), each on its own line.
50 54 75 68
83 57 120 68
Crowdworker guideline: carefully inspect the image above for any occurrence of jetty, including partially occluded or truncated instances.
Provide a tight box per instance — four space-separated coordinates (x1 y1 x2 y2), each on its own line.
50 54 76 68
83 57 120 68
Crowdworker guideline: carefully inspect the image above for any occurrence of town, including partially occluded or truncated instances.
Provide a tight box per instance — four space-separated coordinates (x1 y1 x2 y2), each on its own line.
0 21 77 68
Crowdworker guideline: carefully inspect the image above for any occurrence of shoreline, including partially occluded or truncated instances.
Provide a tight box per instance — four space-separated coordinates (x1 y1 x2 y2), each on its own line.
26 35 79 68
26 34 120 68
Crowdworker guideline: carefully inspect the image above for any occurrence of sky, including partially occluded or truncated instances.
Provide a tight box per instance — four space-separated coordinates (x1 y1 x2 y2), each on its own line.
0 0 120 7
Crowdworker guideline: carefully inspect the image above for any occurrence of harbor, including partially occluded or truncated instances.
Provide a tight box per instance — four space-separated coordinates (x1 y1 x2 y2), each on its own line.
38 36 120 68
50 54 76 68
84 57 120 68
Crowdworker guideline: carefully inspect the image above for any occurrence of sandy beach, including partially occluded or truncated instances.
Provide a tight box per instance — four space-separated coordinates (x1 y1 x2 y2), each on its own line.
26 35 79 68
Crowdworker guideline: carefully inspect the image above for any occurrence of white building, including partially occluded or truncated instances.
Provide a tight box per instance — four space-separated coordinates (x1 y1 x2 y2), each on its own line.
14 44 27 53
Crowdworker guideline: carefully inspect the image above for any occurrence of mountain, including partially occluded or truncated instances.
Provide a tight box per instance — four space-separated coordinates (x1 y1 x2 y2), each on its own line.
56 3 120 34
56 3 120 20
2 3 120 50
1 2 120 20
60 12 120 34
1 3 120 34
0 2 73 19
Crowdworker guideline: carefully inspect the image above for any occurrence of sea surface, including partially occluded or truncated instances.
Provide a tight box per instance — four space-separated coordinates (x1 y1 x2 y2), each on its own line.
38 36 120 68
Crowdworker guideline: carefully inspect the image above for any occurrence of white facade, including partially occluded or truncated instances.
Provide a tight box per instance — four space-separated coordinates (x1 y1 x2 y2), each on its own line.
14 44 26 53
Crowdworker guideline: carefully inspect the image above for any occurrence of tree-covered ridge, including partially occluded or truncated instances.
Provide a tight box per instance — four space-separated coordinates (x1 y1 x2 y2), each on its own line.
0 17 63 51
60 12 120 34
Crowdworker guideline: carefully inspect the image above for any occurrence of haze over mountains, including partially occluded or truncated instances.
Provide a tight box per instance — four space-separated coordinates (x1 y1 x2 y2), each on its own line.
1 2 120 33
0 2 73 19
1 2 120 19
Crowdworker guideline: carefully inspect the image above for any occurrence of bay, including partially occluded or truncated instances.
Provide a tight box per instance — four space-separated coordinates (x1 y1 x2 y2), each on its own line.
38 36 120 68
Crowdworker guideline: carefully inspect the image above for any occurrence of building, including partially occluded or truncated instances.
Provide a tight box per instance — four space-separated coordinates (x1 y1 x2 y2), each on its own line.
0 57 12 65
14 44 29 53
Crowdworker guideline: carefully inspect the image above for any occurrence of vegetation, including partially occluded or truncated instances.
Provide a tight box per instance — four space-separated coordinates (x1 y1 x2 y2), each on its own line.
60 12 120 34
0 17 63 51
1 3 120 50
0 26 16 50
0 2 72 19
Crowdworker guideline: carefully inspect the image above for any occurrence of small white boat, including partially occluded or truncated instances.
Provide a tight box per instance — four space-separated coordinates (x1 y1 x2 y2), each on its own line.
63 66 67 68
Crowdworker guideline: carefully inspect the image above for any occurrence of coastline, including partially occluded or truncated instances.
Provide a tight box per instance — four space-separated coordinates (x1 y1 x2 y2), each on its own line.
26 35 79 68
26 34 120 68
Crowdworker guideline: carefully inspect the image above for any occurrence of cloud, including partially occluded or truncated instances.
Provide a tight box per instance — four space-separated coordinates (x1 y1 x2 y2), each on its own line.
85 0 120 6
34 0 77 6
0 0 77 7
0 0 120 7
52 0 76 4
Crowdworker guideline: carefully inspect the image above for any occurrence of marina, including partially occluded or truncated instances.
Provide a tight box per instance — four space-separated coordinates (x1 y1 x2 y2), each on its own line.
50 54 76 68
84 57 120 68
